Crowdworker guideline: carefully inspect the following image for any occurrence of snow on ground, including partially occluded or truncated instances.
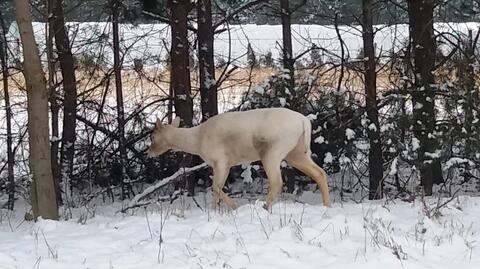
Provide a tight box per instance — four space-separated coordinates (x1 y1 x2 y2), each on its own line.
1 194 480 269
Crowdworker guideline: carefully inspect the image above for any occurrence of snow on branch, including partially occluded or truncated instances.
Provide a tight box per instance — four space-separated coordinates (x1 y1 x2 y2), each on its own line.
124 163 209 211
214 0 267 30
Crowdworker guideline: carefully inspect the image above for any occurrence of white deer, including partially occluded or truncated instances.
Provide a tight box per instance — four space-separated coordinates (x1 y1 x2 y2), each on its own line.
147 107 331 210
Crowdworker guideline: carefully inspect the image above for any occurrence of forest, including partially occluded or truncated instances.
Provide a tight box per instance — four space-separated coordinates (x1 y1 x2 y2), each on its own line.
1 0 480 268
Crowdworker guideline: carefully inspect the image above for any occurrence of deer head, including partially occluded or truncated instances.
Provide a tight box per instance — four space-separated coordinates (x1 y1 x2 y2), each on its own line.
147 117 181 157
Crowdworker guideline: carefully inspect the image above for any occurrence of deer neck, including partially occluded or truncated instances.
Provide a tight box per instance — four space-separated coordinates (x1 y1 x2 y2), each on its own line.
168 126 201 156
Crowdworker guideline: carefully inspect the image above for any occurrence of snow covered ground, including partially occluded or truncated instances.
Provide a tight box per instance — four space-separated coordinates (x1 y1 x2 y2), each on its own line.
1 194 479 269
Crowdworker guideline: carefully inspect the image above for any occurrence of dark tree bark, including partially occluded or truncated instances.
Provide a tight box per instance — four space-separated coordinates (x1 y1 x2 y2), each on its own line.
51 0 77 198
280 0 294 91
170 0 197 195
14 0 58 220
362 0 383 200
170 0 193 126
168 78 173 123
280 0 297 193
459 30 479 157
197 0 218 121
408 0 443 196
46 0 61 204
112 0 129 199
0 13 15 210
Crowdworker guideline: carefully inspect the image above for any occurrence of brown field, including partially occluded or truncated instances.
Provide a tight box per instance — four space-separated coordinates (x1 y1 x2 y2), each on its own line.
0 65 415 105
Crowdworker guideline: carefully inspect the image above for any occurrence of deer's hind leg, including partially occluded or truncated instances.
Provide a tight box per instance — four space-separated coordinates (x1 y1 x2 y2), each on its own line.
261 150 287 211
286 149 331 207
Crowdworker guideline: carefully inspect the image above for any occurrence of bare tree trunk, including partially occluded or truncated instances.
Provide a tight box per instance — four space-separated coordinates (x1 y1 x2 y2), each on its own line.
168 77 173 124
170 0 196 194
170 0 193 126
197 0 217 121
112 0 129 199
0 14 15 210
52 0 77 199
46 0 61 204
460 30 478 157
408 0 443 196
14 0 58 220
280 0 294 91
362 0 383 200
280 0 297 193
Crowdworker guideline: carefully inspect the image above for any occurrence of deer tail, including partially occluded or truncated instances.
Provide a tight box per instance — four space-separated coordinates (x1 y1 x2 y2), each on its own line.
302 117 312 155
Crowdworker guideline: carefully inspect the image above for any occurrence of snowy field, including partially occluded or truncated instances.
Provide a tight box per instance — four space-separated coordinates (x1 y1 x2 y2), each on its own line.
1 195 479 269
5 22 480 67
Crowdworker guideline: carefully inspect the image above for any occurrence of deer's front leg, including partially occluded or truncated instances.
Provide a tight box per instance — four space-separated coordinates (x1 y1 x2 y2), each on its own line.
212 162 237 209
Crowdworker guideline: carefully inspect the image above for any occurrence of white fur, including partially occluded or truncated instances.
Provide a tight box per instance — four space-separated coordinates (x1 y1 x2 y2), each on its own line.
148 108 331 210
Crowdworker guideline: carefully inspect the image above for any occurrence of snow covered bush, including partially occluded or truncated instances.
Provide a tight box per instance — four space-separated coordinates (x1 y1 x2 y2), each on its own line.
238 73 368 196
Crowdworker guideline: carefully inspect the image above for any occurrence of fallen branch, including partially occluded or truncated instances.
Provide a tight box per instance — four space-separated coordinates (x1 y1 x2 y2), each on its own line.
123 163 209 211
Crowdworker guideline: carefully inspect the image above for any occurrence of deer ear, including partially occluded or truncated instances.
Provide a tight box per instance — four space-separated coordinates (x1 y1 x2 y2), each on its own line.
155 117 163 129
172 117 181 128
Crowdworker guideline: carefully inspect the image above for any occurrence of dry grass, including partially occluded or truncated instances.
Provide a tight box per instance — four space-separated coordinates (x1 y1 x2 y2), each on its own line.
0 64 423 104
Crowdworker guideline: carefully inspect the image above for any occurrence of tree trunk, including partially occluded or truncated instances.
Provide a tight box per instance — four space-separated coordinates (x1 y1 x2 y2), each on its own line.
280 0 297 192
168 76 173 124
0 14 15 210
197 0 217 121
52 0 77 199
408 0 443 196
362 0 383 200
46 0 61 205
170 0 193 126
460 30 477 157
14 0 58 220
170 0 196 194
280 0 294 92
112 0 129 199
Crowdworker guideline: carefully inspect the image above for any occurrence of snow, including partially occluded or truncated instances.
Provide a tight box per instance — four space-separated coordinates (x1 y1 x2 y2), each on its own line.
345 128 356 140
380 123 394 133
412 137 421 151
389 157 399 176
414 102 424 110
1 196 480 268
306 113 317 121
445 157 474 170
339 155 351 165
6 22 480 68
424 150 442 159
314 135 325 144
177 94 188 101
241 164 253 183
204 77 216 89
324 152 334 164
254 85 265 95
313 126 322 134
355 142 369 151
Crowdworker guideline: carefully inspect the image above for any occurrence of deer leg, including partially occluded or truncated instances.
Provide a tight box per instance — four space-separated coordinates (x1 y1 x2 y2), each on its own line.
262 156 284 211
212 163 237 209
286 151 331 207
